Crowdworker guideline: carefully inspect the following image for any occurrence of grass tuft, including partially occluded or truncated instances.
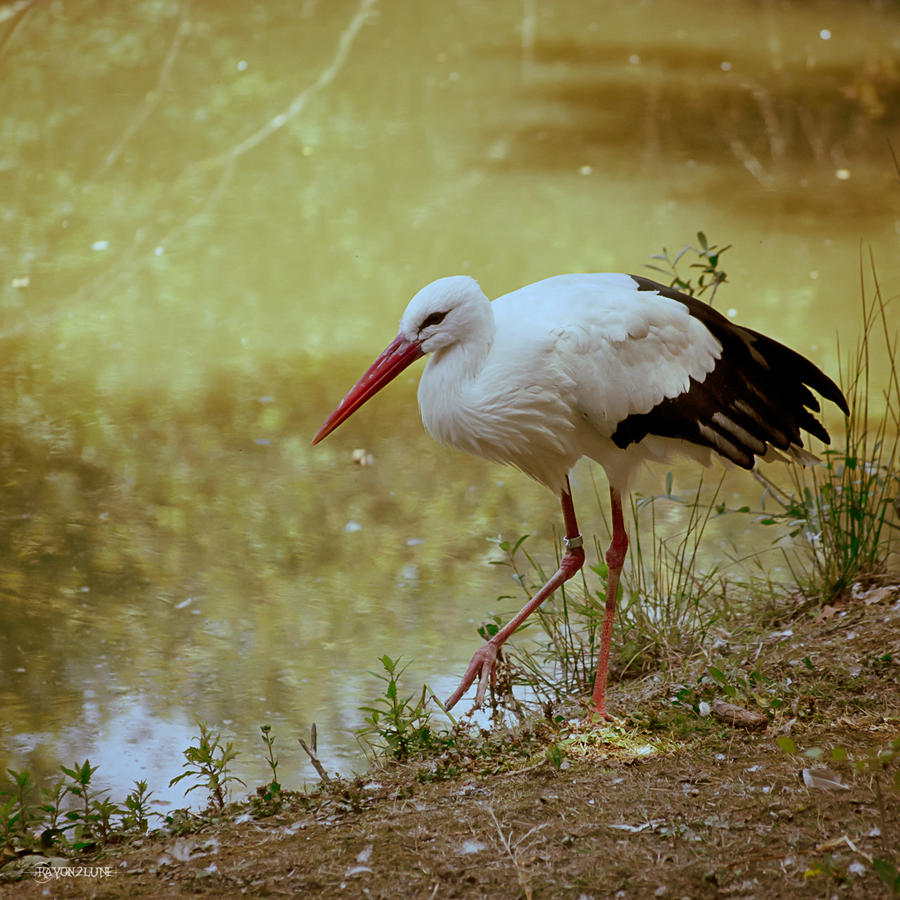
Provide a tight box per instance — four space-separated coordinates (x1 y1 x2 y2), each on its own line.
615 474 726 679
356 655 451 762
759 253 899 601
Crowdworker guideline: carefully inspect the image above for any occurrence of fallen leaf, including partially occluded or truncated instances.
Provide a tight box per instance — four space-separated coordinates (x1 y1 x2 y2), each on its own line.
712 699 768 731
817 603 843 621
862 586 896 605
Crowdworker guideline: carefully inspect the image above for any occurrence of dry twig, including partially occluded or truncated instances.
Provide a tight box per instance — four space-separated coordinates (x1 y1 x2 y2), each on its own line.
298 723 331 784
488 806 546 900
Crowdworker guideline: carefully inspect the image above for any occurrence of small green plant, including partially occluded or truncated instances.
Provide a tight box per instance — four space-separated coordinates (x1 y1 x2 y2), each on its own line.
0 793 19 856
169 722 246 813
357 655 447 761
59 760 97 817
121 780 159 834
259 724 281 797
545 742 565 771
250 724 286 814
90 796 120 845
706 664 785 715
38 778 69 849
59 759 108 850
873 858 900 896
803 852 846 886
646 231 731 303
121 780 163 835
0 768 39 853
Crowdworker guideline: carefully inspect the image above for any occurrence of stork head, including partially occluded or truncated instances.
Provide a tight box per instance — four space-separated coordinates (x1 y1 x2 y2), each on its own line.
398 276 488 353
311 276 490 444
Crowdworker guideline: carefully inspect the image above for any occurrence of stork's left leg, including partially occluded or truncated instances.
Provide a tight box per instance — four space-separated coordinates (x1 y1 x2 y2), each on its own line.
591 486 628 718
445 477 585 711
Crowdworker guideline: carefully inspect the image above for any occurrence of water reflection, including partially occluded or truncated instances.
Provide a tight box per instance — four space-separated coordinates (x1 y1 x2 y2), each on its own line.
1 0 897 806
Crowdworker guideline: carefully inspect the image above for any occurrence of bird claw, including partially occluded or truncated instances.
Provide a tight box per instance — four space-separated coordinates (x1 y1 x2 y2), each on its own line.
445 641 498 711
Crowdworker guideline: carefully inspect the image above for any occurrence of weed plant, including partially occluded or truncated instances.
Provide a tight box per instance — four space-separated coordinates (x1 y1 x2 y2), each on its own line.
249 723 294 816
120 780 163 835
1 721 288 865
645 230 731 303
357 655 451 762
0 761 164 860
258 725 281 797
169 722 246 813
704 663 786 716
759 256 899 600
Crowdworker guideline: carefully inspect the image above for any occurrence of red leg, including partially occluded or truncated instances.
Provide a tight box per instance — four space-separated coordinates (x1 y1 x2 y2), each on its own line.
445 476 585 711
591 486 628 717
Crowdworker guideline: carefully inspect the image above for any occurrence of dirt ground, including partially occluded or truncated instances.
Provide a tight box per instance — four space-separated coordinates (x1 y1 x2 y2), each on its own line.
3 587 899 899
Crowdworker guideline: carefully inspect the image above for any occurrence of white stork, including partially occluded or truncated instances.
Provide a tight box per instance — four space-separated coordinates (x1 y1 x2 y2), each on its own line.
312 273 848 717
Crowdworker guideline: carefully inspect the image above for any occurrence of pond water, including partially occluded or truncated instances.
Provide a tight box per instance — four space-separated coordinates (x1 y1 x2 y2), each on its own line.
1 0 898 809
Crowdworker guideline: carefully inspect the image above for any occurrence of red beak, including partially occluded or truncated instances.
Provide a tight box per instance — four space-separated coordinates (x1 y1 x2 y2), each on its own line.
312 335 425 445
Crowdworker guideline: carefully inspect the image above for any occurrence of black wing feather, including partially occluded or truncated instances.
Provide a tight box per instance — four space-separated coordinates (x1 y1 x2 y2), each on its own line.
610 276 849 470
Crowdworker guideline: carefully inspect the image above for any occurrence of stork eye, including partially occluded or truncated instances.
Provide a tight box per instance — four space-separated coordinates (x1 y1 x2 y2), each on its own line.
420 310 447 329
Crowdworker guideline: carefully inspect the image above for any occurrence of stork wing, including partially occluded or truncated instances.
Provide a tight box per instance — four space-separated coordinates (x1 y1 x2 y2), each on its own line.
611 277 849 468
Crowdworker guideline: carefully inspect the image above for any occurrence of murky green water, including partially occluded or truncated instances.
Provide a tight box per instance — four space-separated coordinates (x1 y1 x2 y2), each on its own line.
1 0 898 806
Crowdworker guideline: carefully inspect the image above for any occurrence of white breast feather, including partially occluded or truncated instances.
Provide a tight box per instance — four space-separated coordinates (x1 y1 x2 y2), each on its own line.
420 336 580 490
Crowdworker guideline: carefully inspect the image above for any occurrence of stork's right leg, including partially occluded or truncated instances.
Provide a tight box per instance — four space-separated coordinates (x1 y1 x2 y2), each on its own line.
591 486 628 717
445 478 585 711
